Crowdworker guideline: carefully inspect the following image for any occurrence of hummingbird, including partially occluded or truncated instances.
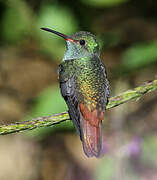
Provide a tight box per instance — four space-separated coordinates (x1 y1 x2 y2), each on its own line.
41 27 110 158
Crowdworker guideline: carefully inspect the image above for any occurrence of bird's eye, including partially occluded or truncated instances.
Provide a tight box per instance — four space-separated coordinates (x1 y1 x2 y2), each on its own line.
79 39 85 45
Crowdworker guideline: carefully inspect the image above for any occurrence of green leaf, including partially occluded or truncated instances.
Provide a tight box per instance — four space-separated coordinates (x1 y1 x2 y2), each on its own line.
37 5 78 60
82 0 128 7
31 85 67 116
26 85 73 139
122 41 157 69
2 7 30 43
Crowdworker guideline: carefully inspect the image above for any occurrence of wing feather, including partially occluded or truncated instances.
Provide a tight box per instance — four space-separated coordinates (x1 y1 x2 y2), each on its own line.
59 64 82 139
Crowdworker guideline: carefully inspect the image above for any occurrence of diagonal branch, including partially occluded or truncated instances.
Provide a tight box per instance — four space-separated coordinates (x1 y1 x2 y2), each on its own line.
0 79 157 135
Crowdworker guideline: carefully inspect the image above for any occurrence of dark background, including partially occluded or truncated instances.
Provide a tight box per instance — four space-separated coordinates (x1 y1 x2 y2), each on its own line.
0 0 157 179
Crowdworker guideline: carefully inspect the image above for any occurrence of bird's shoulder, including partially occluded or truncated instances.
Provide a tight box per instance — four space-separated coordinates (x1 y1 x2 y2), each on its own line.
58 60 76 82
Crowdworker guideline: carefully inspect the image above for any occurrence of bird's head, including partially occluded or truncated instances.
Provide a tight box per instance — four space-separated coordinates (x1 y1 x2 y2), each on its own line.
41 28 100 61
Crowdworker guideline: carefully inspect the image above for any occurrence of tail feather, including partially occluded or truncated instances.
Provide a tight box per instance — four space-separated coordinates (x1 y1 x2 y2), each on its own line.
79 103 104 158
81 116 102 157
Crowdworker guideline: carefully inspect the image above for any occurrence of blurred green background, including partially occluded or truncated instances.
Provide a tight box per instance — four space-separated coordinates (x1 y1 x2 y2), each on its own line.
0 0 157 179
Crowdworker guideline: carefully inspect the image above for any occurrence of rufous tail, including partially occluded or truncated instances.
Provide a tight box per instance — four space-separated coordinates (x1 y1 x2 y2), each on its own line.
79 103 104 158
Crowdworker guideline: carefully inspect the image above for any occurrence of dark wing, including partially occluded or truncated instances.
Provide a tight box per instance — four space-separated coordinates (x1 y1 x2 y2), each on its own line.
100 61 110 109
58 64 82 139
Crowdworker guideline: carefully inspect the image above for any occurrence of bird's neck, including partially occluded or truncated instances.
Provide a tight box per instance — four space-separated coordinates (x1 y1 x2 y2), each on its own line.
62 52 92 61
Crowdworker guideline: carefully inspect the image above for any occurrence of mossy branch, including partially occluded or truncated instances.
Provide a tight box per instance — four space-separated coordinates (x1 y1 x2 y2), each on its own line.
0 79 157 135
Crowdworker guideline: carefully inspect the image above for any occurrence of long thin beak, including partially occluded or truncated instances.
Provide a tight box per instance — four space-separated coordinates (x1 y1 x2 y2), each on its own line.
41 27 74 42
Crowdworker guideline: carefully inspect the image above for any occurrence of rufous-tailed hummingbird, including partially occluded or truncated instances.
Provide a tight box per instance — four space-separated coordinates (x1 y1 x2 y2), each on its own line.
41 27 110 158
